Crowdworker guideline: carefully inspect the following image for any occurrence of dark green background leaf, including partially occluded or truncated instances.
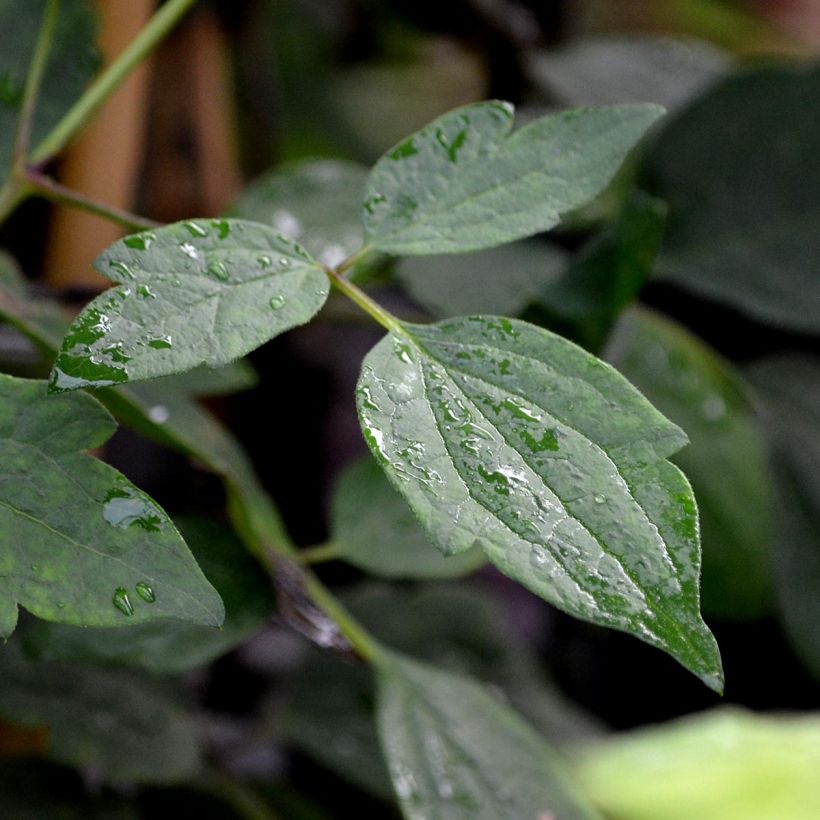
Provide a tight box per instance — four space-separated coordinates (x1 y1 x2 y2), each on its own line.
0 374 224 636
363 100 664 255
51 219 329 390
357 316 722 689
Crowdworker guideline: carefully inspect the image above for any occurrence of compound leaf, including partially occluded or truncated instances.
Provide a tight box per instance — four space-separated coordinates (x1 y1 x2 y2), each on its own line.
357 316 722 690
50 219 329 391
362 100 663 255
0 374 224 637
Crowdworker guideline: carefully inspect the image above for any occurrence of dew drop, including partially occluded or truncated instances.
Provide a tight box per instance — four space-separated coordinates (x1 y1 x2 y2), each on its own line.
594 494 606 504
147 336 172 350
103 487 163 531
135 582 156 603
270 295 285 310
278 257 290 267
257 255 272 268
30 563 39 572
183 221 208 238
136 283 155 299
211 218 230 239
108 260 133 278
207 260 229 281
530 545 549 568
180 242 199 260
112 587 134 616
124 234 152 250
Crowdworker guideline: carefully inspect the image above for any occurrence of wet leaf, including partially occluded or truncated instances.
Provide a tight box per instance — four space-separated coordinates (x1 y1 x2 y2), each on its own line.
0 644 201 783
0 0 98 187
357 316 722 690
646 63 820 332
50 219 329 390
362 100 664 255
607 309 773 618
377 652 600 819
576 708 820 820
23 518 273 674
0 374 224 637
329 455 484 578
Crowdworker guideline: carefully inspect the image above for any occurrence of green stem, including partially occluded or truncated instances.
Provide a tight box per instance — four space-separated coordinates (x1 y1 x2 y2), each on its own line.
30 0 198 166
0 180 33 227
25 168 161 231
12 0 62 168
298 541 341 565
325 266 405 336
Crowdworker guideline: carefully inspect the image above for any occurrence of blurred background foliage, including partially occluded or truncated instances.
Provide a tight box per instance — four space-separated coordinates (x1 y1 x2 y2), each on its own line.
1 0 820 817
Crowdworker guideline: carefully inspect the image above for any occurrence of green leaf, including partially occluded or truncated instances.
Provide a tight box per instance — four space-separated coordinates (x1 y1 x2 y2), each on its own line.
50 219 329 391
576 708 820 820
377 653 600 819
0 374 224 637
23 517 273 673
230 159 369 267
646 63 820 332
398 239 566 318
362 100 664 255
606 309 773 618
357 316 722 690
0 643 201 783
746 355 820 679
0 0 98 187
329 455 484 578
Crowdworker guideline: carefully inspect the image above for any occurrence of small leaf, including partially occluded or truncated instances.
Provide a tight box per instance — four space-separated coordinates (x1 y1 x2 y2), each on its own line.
230 159 369 268
0 644 201 783
362 100 664 255
646 63 820 332
330 455 484 578
576 707 820 820
0 374 224 636
357 316 722 690
606 308 773 618
50 219 329 390
23 517 274 673
377 652 600 819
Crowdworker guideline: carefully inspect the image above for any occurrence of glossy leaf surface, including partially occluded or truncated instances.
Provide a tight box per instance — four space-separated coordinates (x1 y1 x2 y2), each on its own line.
0 645 200 783
51 219 329 390
24 518 273 673
577 708 820 820
607 309 773 618
330 455 484 578
377 652 599 819
363 100 664 255
357 316 722 689
0 375 223 636
646 64 820 331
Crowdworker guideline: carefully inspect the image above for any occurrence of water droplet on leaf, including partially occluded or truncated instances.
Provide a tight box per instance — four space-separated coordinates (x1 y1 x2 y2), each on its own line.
135 582 156 603
112 587 134 616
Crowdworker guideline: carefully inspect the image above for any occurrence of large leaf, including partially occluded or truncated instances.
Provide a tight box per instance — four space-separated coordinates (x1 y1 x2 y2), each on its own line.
0 644 201 783
606 309 773 618
230 159 369 267
0 0 98 186
377 652 599 820
362 100 664 255
357 316 722 689
328 455 484 578
576 708 820 820
23 517 273 673
645 63 820 332
746 355 820 679
0 374 224 637
50 219 329 391
398 239 566 318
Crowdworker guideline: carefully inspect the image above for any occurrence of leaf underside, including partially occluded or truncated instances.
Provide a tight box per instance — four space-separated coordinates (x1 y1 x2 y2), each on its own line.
50 219 329 391
357 316 722 690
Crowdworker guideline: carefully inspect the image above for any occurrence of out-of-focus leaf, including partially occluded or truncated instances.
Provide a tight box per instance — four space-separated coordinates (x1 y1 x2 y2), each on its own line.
533 192 666 350
50 220 329 391
377 652 600 819
527 36 727 110
0 0 98 186
576 708 820 820
363 101 664 255
230 160 369 268
646 63 820 332
23 518 274 673
607 309 773 618
328 455 484 578
358 316 723 690
747 355 820 679
398 240 566 318
0 644 201 783
0 375 224 637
